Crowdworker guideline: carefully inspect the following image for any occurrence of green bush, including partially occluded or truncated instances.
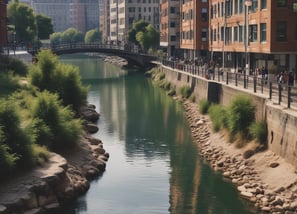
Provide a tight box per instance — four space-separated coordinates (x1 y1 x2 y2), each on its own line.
179 85 192 98
198 99 210 115
249 121 267 145
208 104 228 132
29 49 88 112
0 99 35 172
227 94 255 140
9 58 28 76
31 91 83 150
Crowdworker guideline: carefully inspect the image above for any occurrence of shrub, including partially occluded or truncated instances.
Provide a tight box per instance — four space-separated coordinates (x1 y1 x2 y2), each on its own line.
179 85 192 98
31 91 83 150
198 99 210 115
0 99 34 171
9 58 28 76
28 49 88 112
208 104 228 132
32 144 50 166
249 121 267 145
227 94 255 141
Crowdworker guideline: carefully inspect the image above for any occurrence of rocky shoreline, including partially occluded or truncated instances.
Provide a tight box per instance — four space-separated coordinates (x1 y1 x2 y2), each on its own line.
182 99 297 214
0 104 109 214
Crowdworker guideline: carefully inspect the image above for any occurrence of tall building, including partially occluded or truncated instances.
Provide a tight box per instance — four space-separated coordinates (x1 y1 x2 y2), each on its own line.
180 0 209 61
109 0 160 44
209 0 297 74
20 0 100 33
0 0 8 47
160 0 180 57
100 0 110 43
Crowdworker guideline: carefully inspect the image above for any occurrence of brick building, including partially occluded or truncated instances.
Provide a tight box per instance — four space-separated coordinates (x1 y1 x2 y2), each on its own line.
180 0 208 61
209 0 297 75
0 0 8 47
160 0 180 57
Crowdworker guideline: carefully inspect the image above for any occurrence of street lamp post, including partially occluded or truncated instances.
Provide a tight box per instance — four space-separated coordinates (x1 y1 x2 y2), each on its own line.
244 0 252 88
244 0 252 72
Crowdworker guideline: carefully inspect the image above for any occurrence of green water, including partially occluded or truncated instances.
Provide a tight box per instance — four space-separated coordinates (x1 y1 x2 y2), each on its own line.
60 53 256 214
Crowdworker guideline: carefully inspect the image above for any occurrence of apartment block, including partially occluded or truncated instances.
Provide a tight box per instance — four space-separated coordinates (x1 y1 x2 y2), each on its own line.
20 0 100 33
210 0 297 74
109 0 160 44
160 0 180 57
0 0 8 46
180 0 209 61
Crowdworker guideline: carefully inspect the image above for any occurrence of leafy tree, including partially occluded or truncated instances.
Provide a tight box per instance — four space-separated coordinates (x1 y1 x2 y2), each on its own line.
128 20 159 51
127 20 149 45
35 14 53 40
61 28 84 44
85 29 102 43
7 0 37 44
49 32 62 46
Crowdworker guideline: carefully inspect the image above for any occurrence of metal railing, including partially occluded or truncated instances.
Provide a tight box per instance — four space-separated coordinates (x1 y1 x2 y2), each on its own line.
161 59 297 110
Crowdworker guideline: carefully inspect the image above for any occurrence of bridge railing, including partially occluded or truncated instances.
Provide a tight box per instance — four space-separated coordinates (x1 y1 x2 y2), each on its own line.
161 59 297 110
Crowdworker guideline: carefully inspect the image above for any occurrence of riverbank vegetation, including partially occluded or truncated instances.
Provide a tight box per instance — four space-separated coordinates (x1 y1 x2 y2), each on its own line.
148 67 267 148
0 50 88 178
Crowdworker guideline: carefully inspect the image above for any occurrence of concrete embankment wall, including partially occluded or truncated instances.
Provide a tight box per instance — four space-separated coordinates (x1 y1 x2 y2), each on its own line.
159 65 297 168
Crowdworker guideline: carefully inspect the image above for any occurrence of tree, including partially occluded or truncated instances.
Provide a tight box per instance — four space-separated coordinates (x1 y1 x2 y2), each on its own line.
49 32 62 46
85 29 102 43
7 0 37 44
61 28 84 44
35 14 53 40
127 20 148 45
127 20 159 51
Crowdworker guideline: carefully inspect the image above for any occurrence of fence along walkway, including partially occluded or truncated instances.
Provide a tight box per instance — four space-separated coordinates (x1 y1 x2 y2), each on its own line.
161 59 297 111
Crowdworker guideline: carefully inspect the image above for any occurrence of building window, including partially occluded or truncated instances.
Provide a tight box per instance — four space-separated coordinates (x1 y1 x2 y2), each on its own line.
226 27 232 44
201 8 207 21
170 35 176 41
170 22 176 28
213 29 217 41
261 0 267 9
250 24 257 42
277 0 287 7
251 0 258 12
234 26 238 41
239 25 243 42
226 0 232 16
201 0 207 2
170 7 176 14
260 23 267 42
239 0 244 13
234 0 238 14
276 21 287 41
201 28 207 41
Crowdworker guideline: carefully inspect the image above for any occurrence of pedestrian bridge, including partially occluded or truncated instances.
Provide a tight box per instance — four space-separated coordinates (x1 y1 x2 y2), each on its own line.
39 43 158 69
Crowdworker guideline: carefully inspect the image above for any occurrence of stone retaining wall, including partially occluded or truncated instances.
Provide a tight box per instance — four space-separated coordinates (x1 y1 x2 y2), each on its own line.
159 64 297 168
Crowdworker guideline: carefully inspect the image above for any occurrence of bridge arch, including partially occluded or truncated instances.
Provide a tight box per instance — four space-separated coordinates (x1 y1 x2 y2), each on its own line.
38 43 158 69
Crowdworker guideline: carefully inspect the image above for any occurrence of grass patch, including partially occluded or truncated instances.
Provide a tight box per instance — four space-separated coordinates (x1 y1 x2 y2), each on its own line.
198 99 210 115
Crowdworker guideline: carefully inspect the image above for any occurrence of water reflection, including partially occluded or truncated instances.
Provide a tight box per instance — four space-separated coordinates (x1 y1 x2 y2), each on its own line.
59 54 256 214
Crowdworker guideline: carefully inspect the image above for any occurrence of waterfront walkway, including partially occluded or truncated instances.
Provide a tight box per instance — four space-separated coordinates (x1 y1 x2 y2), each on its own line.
160 59 297 111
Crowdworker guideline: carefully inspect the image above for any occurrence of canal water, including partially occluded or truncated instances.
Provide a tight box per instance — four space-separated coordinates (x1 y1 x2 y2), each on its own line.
59 54 256 214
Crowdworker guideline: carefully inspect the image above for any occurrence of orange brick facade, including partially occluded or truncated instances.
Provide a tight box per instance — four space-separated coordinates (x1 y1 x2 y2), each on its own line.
209 0 297 74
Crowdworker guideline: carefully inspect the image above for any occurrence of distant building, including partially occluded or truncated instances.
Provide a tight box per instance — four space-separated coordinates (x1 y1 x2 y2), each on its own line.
101 0 110 43
160 0 180 58
0 0 8 47
109 0 160 45
20 0 100 33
